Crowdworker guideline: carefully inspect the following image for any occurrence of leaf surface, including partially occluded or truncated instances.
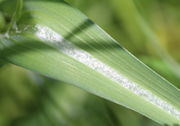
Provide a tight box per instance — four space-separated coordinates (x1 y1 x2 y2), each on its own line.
0 1 179 125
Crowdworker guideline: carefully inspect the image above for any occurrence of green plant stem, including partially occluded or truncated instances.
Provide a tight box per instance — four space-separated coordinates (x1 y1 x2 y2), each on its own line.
5 0 23 36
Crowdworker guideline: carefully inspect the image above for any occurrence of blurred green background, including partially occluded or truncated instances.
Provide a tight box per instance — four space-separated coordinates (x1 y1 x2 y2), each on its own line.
0 0 180 126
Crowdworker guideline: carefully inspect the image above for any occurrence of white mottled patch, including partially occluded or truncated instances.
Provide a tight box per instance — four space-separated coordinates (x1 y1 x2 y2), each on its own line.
35 24 180 119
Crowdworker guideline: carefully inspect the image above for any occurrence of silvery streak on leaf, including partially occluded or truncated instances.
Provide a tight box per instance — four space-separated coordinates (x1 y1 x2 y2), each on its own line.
35 24 180 119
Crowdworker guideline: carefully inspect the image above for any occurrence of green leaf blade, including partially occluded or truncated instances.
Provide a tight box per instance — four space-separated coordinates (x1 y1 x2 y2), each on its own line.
0 1 179 125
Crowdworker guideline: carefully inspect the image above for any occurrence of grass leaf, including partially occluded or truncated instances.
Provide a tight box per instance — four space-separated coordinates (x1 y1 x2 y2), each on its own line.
0 0 179 125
